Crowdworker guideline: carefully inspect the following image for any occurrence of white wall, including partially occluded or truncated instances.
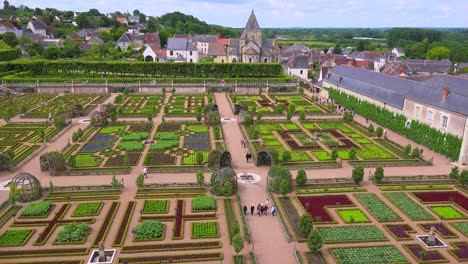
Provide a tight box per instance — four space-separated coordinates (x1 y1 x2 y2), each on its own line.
288 68 308 80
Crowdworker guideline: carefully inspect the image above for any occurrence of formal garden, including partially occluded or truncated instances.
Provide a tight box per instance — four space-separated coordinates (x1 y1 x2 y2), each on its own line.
272 172 468 263
114 94 163 117
0 183 243 263
240 119 429 168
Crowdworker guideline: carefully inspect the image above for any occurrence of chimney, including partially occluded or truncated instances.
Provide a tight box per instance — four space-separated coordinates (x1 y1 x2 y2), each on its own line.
442 87 449 101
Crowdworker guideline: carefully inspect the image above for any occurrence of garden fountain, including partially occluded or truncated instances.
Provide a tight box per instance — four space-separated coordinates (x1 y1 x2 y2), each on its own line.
237 172 261 184
416 226 448 248
87 242 116 264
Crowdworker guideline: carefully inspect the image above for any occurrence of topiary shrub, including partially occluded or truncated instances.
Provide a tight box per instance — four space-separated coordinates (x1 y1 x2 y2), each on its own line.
268 165 292 194
210 167 237 196
296 169 307 186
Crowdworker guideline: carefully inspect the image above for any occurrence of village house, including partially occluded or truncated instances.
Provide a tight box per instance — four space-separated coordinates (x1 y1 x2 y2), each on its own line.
392 47 405 58
166 37 199 62
192 34 218 54
381 59 452 76
27 18 53 38
116 32 144 51
143 44 167 62
320 65 468 165
207 42 228 63
287 54 309 80
0 22 22 37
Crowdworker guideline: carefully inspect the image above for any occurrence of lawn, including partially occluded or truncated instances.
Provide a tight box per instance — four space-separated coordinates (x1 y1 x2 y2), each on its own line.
336 209 370 223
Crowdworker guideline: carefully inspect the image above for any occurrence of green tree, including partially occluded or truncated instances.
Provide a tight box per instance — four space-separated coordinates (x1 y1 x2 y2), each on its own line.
196 111 202 122
43 44 61 59
3 0 10 10
243 115 253 125
349 148 356 160
111 174 119 187
375 127 383 138
449 167 460 180
63 40 81 58
196 152 204 165
368 124 374 133
279 178 292 196
299 214 313 235
299 111 306 121
352 167 364 185
374 167 384 183
333 43 342 54
1 32 18 48
356 40 365 52
256 112 262 121
331 149 338 160
136 173 144 187
286 110 293 120
427 46 451 60
9 184 19 207
404 144 412 156
5 149 14 159
411 147 421 159
296 169 307 186
282 151 291 162
459 170 468 185
196 171 204 185
232 234 244 255
307 229 323 254
147 111 153 122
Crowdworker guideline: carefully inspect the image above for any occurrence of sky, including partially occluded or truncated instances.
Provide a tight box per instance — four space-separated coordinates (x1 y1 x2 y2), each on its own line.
8 0 468 28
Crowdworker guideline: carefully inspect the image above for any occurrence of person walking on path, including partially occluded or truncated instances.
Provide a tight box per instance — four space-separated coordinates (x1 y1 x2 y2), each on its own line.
243 205 247 215
143 166 148 178
264 204 268 215
246 153 249 163
271 206 276 216
250 204 255 215
257 203 262 216
241 138 245 148
265 198 270 207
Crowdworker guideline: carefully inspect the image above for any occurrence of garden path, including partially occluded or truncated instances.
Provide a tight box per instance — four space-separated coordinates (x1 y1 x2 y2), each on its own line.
214 93 297 264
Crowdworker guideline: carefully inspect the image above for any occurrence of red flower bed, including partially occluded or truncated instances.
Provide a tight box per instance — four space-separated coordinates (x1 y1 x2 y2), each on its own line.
122 241 221 253
118 252 222 263
298 195 353 222
0 247 88 258
419 223 457 238
450 242 468 261
384 224 415 240
405 244 446 261
413 191 467 211
93 202 119 246
257 100 272 107
113 201 136 246
35 204 69 244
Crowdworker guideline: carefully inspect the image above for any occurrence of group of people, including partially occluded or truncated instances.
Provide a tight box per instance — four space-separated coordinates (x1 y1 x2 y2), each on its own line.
241 138 248 148
243 199 277 217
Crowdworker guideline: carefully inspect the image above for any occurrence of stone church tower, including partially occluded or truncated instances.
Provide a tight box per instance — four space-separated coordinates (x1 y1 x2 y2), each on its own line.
227 10 279 63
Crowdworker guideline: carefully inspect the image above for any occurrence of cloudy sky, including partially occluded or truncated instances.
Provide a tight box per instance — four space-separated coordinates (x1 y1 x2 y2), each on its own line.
8 0 468 28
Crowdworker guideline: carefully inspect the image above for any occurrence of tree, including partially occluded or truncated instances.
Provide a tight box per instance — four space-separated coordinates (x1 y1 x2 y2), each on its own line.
411 147 421 159
136 173 144 187
296 169 307 186
5 89 11 98
331 149 338 160
427 46 451 60
196 111 202 122
43 44 61 59
333 43 342 54
232 234 244 255
5 149 14 159
279 178 291 196
368 124 374 133
299 111 306 121
3 0 10 10
63 40 81 58
243 115 253 125
111 174 119 187
256 112 262 121
9 184 19 207
375 127 383 138
459 170 468 185
2 32 18 48
307 229 323 254
374 167 384 183
196 152 204 165
282 151 291 162
76 13 90 28
299 214 313 235
286 111 293 120
147 111 153 122
356 40 365 52
49 181 55 193
196 171 204 185
352 166 364 185
349 148 356 160
404 144 412 156
449 167 460 180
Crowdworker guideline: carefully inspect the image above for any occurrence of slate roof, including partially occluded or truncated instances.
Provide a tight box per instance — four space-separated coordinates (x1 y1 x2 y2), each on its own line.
327 66 468 116
193 34 218 43
128 16 139 22
167 38 197 51
261 38 274 49
30 19 46 30
229 38 240 47
418 75 468 97
289 54 309 69
207 42 227 56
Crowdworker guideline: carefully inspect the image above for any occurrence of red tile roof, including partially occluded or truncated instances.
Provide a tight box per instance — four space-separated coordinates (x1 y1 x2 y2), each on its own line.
0 22 17 30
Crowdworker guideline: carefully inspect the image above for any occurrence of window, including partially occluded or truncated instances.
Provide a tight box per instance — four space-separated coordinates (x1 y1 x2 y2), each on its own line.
441 116 448 129
170 51 173 56
232 58 237 63
190 51 192 56
415 106 421 119
221 60 224 63
300 70 303 74
190 59 193 62
264 58 268 63
427 110 434 123
249 57 252 63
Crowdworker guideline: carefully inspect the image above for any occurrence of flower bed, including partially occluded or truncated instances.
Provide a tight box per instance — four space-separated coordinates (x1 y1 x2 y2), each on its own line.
278 197 306 241
80 143 112 153
223 199 235 243
184 141 210 151
297 186 366 194
449 242 468 262
98 126 125 134
418 223 458 238
379 185 453 191
121 241 222 253
182 152 209 165
113 201 136 246
150 140 179 150
298 195 354 223
450 222 468 237
20 201 53 218
0 206 20 228
354 193 402 222
384 224 416 240
403 244 449 263
192 196 217 211
185 133 209 141
317 226 388 243
90 134 116 142
142 200 169 214
429 206 466 220
336 209 370 223
412 191 468 211
384 192 434 220
330 245 409 263
192 222 219 238
118 252 223 263
0 230 34 246
74 154 103 167
92 201 119 247
134 220 165 241
117 141 144 151
121 132 148 141
72 202 103 217
0 247 89 258
147 152 176 165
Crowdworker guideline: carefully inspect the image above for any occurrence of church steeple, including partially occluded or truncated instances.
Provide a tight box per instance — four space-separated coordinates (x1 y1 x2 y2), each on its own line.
240 10 262 46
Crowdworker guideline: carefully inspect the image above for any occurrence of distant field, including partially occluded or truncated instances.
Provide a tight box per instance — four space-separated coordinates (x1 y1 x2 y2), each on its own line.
276 40 335 49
